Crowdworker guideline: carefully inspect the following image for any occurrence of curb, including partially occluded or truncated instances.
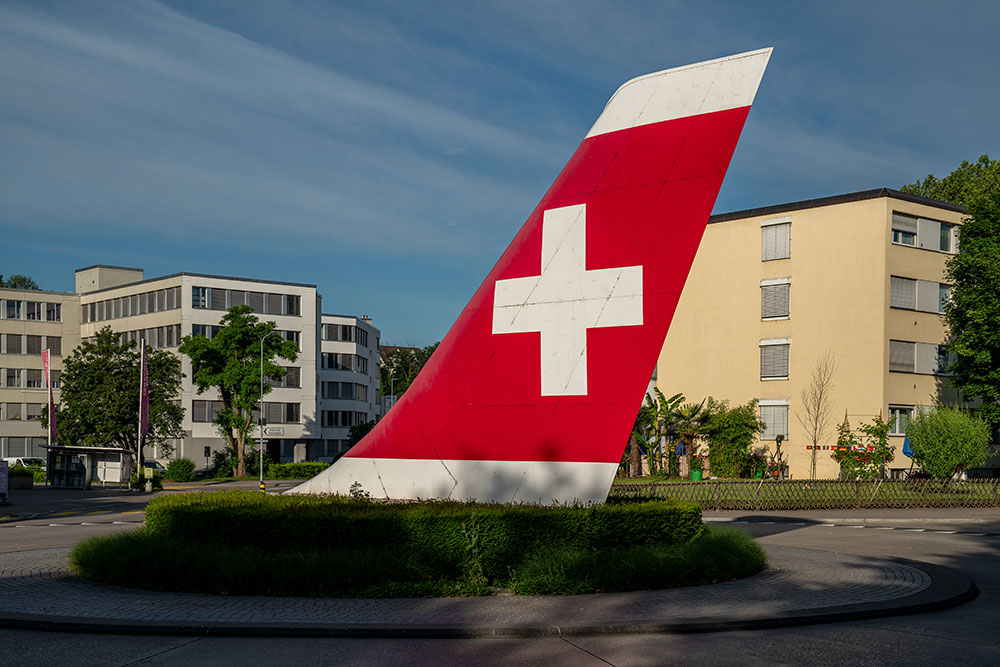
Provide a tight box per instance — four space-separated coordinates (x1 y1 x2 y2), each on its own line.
0 558 976 638
704 516 999 525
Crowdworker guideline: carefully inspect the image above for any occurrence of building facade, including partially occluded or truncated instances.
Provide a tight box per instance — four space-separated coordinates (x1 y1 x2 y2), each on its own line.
0 288 80 459
1 265 379 465
655 189 965 479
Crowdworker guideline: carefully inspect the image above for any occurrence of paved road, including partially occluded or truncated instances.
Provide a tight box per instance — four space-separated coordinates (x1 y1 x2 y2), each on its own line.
1 492 998 666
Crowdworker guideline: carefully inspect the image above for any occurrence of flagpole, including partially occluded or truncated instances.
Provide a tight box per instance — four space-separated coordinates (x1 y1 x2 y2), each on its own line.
138 338 145 476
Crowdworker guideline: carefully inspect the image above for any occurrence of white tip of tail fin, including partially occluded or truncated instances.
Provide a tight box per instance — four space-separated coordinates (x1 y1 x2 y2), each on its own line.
289 49 772 505
587 47 772 138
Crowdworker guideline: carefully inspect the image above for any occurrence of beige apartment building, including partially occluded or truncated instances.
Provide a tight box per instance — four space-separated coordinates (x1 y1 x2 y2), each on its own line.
656 188 965 479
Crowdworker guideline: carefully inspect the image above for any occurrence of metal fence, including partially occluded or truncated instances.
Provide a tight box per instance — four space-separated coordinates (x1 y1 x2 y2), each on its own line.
609 478 1000 510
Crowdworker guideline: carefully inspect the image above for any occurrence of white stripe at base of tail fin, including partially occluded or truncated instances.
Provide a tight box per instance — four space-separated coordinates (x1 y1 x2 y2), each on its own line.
286 458 619 505
587 47 772 137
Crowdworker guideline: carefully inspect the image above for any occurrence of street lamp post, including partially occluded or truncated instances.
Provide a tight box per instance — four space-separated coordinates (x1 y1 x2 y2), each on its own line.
259 330 279 493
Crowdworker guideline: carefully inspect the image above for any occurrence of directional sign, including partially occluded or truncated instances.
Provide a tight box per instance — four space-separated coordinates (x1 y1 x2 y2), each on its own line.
263 427 284 437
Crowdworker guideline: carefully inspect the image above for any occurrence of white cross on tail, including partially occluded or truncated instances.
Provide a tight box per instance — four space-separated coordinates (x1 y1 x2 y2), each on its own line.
492 204 644 396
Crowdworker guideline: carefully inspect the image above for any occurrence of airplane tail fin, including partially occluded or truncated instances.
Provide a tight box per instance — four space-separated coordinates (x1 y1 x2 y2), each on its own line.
291 48 772 503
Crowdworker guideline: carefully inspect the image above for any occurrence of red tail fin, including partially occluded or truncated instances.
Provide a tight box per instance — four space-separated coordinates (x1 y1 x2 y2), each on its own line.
292 48 772 503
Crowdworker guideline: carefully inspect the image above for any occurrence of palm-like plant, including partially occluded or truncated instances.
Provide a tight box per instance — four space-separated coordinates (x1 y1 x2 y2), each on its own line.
646 389 684 475
672 399 713 477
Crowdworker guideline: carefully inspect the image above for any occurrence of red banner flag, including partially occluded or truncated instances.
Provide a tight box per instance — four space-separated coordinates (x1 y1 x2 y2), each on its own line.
139 339 150 438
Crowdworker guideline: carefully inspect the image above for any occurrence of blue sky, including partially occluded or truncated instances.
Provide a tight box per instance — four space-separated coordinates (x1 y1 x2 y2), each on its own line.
2 1 998 345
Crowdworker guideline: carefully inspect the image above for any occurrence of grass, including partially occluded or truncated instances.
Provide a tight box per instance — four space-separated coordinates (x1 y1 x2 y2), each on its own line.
69 525 765 598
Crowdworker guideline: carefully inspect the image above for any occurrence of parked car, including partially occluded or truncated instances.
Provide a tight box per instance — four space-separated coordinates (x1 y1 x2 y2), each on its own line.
3 457 46 470
142 460 167 474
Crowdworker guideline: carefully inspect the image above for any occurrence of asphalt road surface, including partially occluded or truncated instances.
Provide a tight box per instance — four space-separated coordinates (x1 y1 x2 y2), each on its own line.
1 493 998 666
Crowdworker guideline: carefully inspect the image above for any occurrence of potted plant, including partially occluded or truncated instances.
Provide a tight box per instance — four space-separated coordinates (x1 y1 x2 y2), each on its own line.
690 454 704 481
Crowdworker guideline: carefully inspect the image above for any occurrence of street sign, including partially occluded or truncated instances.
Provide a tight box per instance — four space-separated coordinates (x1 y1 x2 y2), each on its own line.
263 427 284 437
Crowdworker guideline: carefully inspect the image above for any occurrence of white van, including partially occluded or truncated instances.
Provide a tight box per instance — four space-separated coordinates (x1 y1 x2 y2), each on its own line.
3 457 46 470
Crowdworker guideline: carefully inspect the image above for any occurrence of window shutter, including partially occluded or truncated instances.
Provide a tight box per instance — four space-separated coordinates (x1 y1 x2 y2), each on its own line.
892 212 918 234
266 402 282 424
6 334 22 354
248 292 264 313
46 336 61 356
889 340 915 372
285 366 301 388
761 284 790 318
192 400 208 422
229 290 245 308
890 277 916 309
759 405 789 440
210 288 227 310
760 344 789 378
762 223 791 261
26 335 42 355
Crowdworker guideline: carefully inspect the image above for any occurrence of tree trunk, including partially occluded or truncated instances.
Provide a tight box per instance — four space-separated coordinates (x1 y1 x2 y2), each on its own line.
629 437 642 477
236 432 246 478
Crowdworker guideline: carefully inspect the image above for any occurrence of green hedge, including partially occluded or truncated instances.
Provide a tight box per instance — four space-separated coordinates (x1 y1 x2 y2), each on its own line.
165 458 196 482
267 462 330 479
145 491 703 580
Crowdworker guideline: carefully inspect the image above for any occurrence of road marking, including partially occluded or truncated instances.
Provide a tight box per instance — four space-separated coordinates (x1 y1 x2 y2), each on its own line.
86 510 114 515
47 523 69 527
123 510 144 514
48 511 76 517
819 524 837 527
933 530 957 534
844 525 865 528
900 528 926 532
874 527 895 530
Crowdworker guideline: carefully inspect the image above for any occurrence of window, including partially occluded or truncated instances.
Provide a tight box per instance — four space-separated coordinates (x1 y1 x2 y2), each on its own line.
892 212 918 246
761 280 790 319
358 328 368 347
937 345 954 375
266 293 283 315
192 400 209 422
281 330 300 349
4 403 22 420
285 295 300 316
761 219 791 261
210 288 226 310
889 340 915 373
26 404 43 421
229 290 245 308
890 276 917 310
760 402 789 440
760 339 789 380
25 302 42 320
939 284 950 313
192 287 208 309
132 294 141 315
248 292 264 313
285 403 300 423
889 405 914 435
940 224 953 252
46 302 61 321
47 336 61 356
5 368 21 388
26 335 42 355
50 370 60 389
6 334 21 354
5 300 21 319
26 369 42 388
285 366 300 388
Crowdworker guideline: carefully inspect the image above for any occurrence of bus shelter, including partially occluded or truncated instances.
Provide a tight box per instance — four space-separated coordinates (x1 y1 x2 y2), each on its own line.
45 446 133 490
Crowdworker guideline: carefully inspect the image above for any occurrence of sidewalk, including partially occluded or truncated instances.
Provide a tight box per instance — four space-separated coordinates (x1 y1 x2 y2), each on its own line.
0 542 976 638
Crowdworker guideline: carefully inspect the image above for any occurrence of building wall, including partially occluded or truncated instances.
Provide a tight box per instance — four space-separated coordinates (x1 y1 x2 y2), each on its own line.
0 289 81 459
316 314 381 461
656 192 964 479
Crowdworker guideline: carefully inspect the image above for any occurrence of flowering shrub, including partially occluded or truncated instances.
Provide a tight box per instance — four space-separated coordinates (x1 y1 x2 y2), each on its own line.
831 415 894 480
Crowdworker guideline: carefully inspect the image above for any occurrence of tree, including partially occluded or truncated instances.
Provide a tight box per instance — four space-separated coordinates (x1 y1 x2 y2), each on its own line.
706 398 765 478
348 420 376 446
797 354 836 479
906 407 991 478
831 414 894 480
626 400 655 477
41 327 184 457
379 343 439 399
902 155 1000 424
0 274 40 290
179 306 298 477
644 389 684 475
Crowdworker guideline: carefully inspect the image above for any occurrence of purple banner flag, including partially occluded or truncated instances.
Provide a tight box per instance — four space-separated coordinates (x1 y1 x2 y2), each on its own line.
42 349 56 443
139 339 150 437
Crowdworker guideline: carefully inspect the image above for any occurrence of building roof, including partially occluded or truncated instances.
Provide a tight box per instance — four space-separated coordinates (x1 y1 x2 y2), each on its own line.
80 271 317 296
708 188 967 224
75 264 144 273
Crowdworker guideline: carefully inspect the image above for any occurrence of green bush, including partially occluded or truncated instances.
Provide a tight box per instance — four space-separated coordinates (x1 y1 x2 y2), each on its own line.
165 458 196 482
144 491 703 581
907 407 992 478
267 462 330 479
130 471 163 491
510 526 767 594
73 494 736 597
7 463 33 478
706 398 765 478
